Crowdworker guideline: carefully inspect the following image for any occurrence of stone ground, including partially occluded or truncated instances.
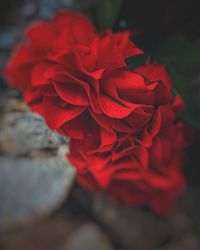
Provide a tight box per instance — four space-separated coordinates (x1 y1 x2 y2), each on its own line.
0 91 200 250
0 1 200 248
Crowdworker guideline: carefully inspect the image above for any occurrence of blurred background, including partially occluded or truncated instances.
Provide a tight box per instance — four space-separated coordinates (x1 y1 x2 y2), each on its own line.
0 0 200 249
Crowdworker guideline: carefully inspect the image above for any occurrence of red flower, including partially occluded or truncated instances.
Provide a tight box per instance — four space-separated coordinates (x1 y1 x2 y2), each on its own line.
5 10 189 214
5 11 143 140
68 96 186 214
5 11 97 90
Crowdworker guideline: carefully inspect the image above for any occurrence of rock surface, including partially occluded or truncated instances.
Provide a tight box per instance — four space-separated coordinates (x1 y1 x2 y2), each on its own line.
65 223 114 250
90 192 200 250
0 111 67 156
0 92 200 250
0 95 75 227
0 151 75 226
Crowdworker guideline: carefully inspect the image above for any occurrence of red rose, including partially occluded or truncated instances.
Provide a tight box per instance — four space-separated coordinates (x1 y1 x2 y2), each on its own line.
68 96 186 214
5 10 188 214
5 11 97 90
5 11 143 140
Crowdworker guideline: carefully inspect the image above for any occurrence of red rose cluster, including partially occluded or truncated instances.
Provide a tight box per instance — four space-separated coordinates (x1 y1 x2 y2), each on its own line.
5 11 187 214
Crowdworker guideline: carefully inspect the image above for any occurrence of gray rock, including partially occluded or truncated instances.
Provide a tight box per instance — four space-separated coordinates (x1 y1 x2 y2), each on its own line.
0 147 75 226
0 213 83 250
0 112 67 156
65 223 114 250
160 232 200 250
91 193 200 250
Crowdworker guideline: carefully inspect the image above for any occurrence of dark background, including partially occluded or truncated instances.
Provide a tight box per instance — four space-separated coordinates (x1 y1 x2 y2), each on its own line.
0 1 200 250
1 0 200 184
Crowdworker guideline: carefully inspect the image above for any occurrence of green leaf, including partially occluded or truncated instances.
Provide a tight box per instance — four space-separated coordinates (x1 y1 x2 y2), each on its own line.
93 0 123 30
156 34 200 128
126 54 148 70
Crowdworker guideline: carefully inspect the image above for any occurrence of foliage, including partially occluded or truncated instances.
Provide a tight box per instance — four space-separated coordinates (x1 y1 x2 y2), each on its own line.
93 0 123 30
155 34 200 128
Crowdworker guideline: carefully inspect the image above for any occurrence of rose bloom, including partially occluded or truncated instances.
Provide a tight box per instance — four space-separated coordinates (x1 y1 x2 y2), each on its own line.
69 96 187 214
5 11 188 213
4 11 146 142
